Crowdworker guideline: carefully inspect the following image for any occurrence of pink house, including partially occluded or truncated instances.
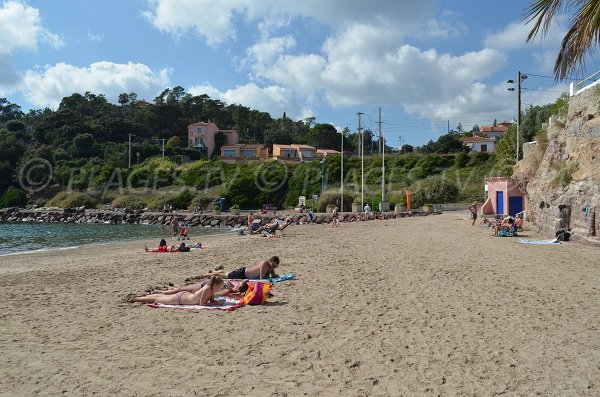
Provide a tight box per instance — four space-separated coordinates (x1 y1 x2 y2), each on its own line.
481 177 527 217
187 121 239 158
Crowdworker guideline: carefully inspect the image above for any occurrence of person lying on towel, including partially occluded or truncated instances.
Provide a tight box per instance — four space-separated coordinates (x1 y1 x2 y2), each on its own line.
124 276 224 305
195 256 280 280
157 279 249 296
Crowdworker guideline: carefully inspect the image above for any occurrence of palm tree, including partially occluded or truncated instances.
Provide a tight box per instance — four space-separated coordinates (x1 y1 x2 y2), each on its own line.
525 0 600 80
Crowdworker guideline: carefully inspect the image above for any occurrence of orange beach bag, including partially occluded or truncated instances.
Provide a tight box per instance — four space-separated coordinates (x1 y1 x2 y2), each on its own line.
242 282 272 305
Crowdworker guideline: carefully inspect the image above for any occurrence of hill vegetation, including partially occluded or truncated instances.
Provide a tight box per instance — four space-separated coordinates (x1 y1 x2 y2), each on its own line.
0 90 568 210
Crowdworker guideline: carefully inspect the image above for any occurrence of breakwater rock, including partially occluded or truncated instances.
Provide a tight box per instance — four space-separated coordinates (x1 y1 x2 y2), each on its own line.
0 207 438 227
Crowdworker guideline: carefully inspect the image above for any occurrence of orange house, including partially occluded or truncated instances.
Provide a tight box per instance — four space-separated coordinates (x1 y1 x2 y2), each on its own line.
188 121 239 158
272 144 317 161
219 144 269 162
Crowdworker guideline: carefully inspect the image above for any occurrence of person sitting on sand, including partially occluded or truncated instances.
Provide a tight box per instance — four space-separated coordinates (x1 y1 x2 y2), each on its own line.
124 275 224 305
255 218 291 234
145 239 170 252
179 225 190 240
493 217 514 236
196 256 280 280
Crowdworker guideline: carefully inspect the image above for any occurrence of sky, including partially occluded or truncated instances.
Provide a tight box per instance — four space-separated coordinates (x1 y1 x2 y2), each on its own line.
1 0 599 147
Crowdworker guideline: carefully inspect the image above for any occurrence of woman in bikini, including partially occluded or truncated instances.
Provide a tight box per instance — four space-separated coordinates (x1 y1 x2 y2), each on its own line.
125 275 224 305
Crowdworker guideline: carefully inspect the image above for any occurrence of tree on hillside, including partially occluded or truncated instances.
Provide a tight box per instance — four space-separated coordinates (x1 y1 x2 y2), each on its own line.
420 133 469 154
526 0 600 79
0 98 23 121
309 123 340 150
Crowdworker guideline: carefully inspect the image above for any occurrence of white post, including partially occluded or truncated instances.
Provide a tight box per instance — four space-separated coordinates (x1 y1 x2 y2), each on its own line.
128 133 132 168
341 129 344 212
379 107 385 202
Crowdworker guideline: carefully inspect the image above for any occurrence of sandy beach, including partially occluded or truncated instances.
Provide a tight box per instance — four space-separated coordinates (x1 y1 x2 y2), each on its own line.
1 211 599 396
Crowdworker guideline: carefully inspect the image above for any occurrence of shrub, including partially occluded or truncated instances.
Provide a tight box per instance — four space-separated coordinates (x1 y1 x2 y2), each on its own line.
315 191 353 212
172 189 194 209
455 152 469 168
385 191 406 206
0 187 27 208
110 195 148 209
551 161 578 189
468 152 490 167
46 191 98 208
189 194 216 211
411 175 459 207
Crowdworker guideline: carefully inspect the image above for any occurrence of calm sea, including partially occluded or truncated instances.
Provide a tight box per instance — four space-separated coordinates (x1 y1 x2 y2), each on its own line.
0 222 231 256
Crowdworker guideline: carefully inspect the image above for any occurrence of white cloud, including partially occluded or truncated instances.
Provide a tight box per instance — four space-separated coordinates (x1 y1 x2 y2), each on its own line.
241 22 507 122
188 82 307 119
144 0 436 45
88 32 105 43
21 62 171 108
0 0 64 54
484 19 564 50
143 0 248 46
243 36 296 74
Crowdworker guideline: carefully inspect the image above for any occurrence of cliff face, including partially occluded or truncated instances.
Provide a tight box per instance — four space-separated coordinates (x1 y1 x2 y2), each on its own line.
514 87 600 245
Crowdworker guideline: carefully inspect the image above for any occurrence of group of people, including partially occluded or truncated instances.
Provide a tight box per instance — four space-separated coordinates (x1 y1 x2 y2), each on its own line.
169 217 190 240
124 256 281 306
469 201 523 236
144 239 202 252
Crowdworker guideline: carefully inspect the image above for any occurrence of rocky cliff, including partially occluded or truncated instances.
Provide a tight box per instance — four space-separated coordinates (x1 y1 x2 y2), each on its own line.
514 87 600 245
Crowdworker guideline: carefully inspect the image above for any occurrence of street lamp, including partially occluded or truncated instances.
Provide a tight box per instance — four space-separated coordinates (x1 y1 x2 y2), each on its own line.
507 72 527 161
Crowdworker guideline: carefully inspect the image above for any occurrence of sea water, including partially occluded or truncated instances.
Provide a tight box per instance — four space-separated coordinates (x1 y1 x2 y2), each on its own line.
0 222 230 256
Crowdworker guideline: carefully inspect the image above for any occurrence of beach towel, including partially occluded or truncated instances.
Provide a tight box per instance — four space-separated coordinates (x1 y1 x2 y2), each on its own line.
265 273 295 283
148 295 244 311
518 239 561 245
227 273 295 283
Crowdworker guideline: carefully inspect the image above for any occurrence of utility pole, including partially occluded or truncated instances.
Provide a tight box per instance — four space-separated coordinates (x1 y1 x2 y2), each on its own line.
508 71 526 162
357 112 364 210
377 107 385 202
517 70 522 162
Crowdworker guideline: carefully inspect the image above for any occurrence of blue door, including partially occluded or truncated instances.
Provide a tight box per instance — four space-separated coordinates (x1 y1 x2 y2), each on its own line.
496 191 504 215
508 196 523 217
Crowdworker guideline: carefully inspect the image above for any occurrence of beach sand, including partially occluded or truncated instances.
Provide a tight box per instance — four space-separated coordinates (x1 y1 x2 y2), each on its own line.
1 211 599 396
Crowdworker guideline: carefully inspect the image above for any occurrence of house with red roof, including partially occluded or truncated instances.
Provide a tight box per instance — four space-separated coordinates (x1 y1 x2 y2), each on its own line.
478 121 511 139
187 121 239 158
459 136 496 153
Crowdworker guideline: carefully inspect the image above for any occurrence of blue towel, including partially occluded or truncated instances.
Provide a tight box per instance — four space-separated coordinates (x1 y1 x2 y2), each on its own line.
518 239 561 245
266 273 295 283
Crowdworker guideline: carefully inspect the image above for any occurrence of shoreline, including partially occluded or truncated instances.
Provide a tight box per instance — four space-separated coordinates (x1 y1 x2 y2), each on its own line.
1 211 598 396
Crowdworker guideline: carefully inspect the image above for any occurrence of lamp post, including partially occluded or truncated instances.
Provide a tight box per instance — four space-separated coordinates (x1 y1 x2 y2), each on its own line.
507 71 527 162
340 130 344 212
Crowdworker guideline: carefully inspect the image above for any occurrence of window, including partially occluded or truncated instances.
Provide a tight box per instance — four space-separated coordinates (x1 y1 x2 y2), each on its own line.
223 149 236 157
242 150 255 157
481 144 487 152
196 127 203 134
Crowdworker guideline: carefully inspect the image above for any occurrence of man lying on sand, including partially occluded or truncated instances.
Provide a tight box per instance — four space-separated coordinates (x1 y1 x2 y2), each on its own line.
195 256 280 280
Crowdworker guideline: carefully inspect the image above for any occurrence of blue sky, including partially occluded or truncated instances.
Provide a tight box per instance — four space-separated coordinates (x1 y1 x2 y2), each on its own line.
1 0 599 147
